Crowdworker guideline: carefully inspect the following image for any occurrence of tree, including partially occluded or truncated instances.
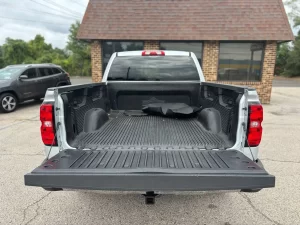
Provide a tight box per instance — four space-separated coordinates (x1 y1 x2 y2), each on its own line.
276 43 290 74
285 0 300 28
66 21 91 76
284 33 300 76
275 0 300 76
2 38 30 65
0 46 4 68
0 22 91 76
28 34 52 61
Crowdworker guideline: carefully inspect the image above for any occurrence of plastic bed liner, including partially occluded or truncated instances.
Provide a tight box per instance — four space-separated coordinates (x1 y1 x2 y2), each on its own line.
24 150 275 191
71 112 233 150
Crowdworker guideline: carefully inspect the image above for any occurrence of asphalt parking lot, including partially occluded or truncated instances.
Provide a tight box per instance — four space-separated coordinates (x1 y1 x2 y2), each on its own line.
0 81 300 225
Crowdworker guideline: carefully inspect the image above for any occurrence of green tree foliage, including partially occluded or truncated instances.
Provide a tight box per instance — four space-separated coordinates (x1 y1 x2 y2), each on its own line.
66 21 91 76
284 34 300 76
28 34 52 61
285 0 300 27
274 0 300 77
0 46 4 68
2 38 30 65
0 21 91 76
276 43 290 74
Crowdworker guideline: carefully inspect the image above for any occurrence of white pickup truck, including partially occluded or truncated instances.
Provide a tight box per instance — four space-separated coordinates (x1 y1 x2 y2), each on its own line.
25 50 274 204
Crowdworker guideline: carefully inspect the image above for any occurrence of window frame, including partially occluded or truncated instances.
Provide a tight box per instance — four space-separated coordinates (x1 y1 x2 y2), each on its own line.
159 41 204 65
21 68 38 79
107 55 200 81
217 41 266 82
101 40 145 74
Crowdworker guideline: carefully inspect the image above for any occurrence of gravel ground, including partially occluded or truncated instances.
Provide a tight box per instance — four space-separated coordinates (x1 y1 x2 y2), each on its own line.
0 86 299 225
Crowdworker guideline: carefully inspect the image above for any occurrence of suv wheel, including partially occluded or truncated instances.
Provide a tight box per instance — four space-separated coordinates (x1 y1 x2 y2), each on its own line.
0 93 18 113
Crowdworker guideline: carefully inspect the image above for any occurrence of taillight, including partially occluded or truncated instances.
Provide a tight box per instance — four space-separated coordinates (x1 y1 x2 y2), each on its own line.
66 72 70 77
40 104 57 146
247 104 263 147
142 50 165 56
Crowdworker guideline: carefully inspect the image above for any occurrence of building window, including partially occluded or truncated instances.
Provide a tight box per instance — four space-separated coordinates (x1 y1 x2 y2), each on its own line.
160 42 203 64
218 42 264 81
102 41 144 73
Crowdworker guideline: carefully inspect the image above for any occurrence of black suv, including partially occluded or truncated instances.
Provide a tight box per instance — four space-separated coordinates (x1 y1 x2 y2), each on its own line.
0 64 71 113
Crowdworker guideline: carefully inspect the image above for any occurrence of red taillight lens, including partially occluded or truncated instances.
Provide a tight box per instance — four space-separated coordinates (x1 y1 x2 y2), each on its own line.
40 104 57 146
142 50 165 56
247 104 263 147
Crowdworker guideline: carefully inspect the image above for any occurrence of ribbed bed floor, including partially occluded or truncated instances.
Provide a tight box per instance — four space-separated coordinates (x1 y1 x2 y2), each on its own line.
72 113 232 150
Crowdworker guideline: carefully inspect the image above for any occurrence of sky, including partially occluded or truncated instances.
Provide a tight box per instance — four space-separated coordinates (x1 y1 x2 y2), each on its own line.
0 0 89 48
0 0 296 49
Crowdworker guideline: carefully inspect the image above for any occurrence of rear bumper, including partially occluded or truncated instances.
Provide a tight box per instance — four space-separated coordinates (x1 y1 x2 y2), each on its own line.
24 149 275 191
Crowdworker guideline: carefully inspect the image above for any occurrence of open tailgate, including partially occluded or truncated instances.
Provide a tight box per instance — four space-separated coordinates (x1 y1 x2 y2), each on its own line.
25 149 275 191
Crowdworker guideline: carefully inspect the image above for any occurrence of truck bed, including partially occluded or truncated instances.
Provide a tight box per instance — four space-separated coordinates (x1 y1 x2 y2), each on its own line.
71 111 233 150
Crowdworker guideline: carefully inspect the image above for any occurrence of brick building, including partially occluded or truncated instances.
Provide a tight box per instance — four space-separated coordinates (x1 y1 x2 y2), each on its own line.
77 0 294 103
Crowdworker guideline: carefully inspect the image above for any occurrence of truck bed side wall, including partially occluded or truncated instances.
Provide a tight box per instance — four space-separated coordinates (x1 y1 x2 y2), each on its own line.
199 83 243 145
60 84 110 145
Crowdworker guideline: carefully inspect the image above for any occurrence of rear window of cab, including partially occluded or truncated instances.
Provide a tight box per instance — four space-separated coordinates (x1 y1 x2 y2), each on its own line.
107 56 199 81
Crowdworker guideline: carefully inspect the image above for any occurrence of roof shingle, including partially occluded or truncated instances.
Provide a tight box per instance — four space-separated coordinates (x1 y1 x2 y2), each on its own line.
77 0 294 41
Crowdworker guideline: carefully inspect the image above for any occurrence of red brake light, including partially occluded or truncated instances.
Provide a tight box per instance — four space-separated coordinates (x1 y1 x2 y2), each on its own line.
40 104 57 146
247 104 263 147
142 50 165 56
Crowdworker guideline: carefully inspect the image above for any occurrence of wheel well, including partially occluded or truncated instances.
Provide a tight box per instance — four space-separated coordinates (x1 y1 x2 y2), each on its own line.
0 91 19 102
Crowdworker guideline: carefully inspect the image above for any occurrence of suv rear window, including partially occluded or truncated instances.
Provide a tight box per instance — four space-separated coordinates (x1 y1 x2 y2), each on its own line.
52 68 62 74
107 56 199 81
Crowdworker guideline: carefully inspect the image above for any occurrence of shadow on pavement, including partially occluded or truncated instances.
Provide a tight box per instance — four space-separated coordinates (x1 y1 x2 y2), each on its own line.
75 190 229 206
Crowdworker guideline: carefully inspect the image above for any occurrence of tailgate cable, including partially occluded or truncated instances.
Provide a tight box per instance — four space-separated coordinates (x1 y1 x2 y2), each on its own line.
246 139 255 161
242 122 255 161
47 122 61 160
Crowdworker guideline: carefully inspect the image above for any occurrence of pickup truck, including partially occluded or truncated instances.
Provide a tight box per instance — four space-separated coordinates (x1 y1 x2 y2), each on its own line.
25 50 275 204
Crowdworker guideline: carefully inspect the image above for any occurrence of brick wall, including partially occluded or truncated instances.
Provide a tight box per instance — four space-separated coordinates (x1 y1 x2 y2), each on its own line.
202 41 277 104
144 41 159 50
202 41 219 81
91 41 102 82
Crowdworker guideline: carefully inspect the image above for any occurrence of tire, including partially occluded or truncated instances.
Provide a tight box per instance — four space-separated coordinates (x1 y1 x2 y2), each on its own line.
0 93 18 113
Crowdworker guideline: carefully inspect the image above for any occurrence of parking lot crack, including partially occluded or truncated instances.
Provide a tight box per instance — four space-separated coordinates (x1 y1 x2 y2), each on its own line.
239 193 282 225
0 116 39 131
21 192 51 225
261 158 300 164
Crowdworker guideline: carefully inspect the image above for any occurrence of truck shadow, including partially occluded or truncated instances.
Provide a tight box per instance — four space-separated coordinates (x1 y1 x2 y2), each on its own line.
72 191 233 223
76 190 230 208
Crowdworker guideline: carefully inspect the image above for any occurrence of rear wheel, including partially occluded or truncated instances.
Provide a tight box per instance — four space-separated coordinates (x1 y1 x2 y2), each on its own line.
0 93 18 113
